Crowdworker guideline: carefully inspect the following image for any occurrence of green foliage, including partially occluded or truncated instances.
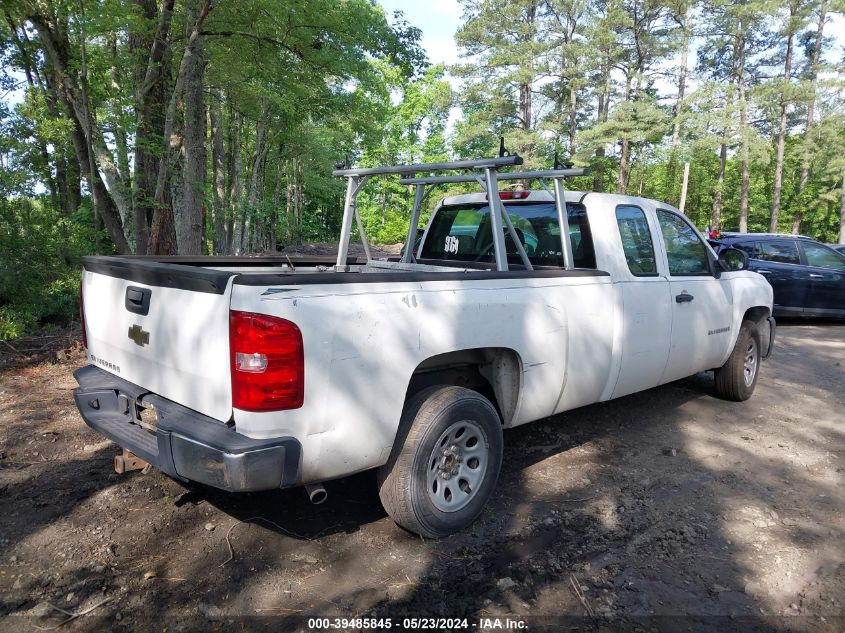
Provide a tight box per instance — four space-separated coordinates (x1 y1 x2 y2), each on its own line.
354 65 453 244
0 198 103 339
0 307 36 341
0 0 844 324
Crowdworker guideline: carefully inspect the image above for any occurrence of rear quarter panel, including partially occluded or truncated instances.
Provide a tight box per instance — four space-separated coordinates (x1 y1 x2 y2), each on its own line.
230 275 615 483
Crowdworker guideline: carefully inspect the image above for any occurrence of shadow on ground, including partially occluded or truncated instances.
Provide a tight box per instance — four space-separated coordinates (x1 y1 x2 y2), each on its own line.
2 326 843 632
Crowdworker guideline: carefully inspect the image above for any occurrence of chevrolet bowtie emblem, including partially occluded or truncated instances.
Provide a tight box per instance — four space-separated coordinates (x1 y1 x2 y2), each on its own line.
128 324 150 347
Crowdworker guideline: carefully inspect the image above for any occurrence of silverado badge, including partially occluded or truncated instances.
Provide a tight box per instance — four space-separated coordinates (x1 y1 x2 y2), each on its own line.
128 324 150 347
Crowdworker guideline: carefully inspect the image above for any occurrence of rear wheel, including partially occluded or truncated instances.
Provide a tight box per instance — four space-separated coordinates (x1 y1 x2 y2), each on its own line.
377 386 503 538
714 320 761 401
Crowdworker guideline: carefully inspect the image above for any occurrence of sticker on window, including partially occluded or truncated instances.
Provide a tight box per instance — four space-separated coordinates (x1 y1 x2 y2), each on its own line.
444 235 459 254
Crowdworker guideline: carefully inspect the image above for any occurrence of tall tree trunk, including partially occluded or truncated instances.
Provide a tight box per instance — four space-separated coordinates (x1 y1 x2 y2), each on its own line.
108 34 131 196
244 107 270 254
794 0 828 235
770 3 797 233
169 117 186 255
840 169 845 244
668 7 690 204
40 65 80 215
210 92 226 254
519 81 532 130
515 1 536 157
616 72 633 194
229 111 243 254
285 163 294 244
617 138 629 194
113 126 132 202
269 153 282 252
294 158 303 239
712 141 728 230
713 33 742 232
131 0 175 254
70 16 133 239
593 59 611 192
519 80 532 155
177 0 207 255
148 0 213 254
54 153 69 215
69 120 130 253
671 6 690 149
27 13 130 253
287 158 304 244
737 33 750 233
568 86 577 156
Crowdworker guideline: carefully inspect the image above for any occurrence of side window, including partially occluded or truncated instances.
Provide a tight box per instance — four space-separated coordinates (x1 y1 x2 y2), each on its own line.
656 210 711 275
801 241 845 271
615 205 657 275
732 241 758 258
758 240 800 265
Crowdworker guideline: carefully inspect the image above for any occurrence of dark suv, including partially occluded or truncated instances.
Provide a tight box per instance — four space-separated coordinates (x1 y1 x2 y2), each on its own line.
714 233 845 318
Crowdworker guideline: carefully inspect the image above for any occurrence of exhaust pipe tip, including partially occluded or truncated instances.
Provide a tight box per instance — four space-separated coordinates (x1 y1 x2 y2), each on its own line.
305 483 327 505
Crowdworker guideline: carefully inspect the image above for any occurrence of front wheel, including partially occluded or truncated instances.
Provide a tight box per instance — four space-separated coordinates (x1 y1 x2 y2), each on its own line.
714 320 761 401
377 386 503 538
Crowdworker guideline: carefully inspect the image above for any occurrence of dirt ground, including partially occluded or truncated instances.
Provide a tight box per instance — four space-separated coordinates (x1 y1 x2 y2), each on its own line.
0 324 843 632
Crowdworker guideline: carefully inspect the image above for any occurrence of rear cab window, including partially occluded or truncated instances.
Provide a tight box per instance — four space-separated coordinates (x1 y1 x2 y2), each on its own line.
421 202 596 269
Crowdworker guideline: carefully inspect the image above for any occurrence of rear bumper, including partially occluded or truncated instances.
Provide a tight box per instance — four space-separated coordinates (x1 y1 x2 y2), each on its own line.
73 365 301 492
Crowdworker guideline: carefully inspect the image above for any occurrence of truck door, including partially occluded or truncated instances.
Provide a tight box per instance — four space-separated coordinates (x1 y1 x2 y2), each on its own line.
655 209 734 384
752 239 808 314
610 204 672 398
798 240 845 316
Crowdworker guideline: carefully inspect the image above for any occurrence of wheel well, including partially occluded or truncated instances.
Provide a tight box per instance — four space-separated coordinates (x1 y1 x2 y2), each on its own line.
743 306 770 325
405 348 522 426
742 306 773 358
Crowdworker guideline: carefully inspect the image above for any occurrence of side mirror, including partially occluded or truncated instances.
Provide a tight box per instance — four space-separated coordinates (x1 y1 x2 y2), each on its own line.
717 247 749 273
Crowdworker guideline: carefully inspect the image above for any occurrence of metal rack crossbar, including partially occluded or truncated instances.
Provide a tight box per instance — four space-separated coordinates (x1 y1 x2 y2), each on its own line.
396 168 587 185
332 155 523 178
332 152 587 272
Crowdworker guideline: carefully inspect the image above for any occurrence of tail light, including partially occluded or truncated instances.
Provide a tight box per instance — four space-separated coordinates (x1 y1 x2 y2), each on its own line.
488 190 530 201
230 311 304 411
79 280 88 349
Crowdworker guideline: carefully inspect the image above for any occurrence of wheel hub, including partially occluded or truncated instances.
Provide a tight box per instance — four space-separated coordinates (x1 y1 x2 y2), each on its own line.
743 339 758 387
438 445 462 479
426 421 489 512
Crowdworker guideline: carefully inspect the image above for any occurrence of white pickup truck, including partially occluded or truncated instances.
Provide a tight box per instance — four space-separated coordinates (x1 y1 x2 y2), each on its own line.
74 155 775 537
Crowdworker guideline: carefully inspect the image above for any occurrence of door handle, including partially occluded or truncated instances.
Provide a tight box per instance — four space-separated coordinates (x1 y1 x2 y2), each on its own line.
675 292 694 303
756 269 771 274
809 273 824 279
125 286 152 316
126 289 144 305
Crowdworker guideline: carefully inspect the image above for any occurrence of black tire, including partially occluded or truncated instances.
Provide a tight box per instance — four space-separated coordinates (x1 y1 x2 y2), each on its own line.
714 320 761 401
377 386 503 538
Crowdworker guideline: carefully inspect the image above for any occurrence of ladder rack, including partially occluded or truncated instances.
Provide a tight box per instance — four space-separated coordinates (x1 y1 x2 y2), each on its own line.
332 150 588 273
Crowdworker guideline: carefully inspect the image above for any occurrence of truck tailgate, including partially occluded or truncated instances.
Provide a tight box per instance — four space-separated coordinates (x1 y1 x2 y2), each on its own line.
81 257 235 422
